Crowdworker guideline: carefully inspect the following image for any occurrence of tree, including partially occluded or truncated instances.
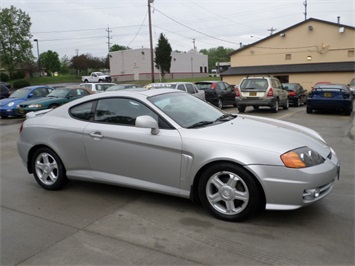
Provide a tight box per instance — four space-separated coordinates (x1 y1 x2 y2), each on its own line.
154 33 172 79
0 6 34 79
60 55 71 74
40 50 60 76
200 46 234 72
110 44 130 52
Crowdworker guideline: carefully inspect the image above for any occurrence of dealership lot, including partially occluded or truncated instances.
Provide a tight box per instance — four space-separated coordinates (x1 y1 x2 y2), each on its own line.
1 105 354 265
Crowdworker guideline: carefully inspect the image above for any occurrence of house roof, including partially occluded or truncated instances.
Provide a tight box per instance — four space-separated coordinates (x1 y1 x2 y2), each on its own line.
221 61 355 76
229 18 355 56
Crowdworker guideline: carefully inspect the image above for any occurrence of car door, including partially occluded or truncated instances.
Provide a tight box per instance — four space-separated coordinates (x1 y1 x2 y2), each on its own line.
274 79 288 104
219 82 235 105
83 97 183 194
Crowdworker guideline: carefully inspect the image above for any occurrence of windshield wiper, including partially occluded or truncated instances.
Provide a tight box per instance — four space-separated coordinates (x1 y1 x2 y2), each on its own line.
215 113 237 122
187 121 214 129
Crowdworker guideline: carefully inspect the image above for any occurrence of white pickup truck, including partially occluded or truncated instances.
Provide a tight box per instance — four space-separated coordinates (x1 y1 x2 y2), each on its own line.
81 72 112 83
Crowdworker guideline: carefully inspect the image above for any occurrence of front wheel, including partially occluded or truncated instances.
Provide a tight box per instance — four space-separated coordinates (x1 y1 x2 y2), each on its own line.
32 147 68 190
198 163 263 222
306 106 313 114
283 98 289 110
217 98 223 109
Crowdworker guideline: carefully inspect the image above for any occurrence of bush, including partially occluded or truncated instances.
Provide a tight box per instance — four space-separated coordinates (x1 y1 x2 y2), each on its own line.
0 72 10 82
13 79 31 89
13 71 26 79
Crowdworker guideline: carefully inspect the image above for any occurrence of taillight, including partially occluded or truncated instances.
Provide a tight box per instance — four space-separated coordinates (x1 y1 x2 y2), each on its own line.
235 88 240 97
211 83 216 89
266 88 273 97
289 91 296 96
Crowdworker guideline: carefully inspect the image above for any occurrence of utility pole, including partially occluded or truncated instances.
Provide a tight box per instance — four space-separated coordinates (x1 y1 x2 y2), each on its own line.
303 0 308 20
193 38 196 50
267 27 277 35
75 49 79 76
106 26 112 53
148 0 155 82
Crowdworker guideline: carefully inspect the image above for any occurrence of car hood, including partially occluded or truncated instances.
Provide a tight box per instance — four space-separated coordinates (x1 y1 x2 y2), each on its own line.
181 115 331 158
0 98 25 107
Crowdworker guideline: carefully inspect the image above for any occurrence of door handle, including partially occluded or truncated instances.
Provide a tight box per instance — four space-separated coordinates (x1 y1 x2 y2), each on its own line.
89 131 103 139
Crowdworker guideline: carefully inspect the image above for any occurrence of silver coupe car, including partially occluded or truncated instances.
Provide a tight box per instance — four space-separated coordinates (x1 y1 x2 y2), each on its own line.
17 89 340 221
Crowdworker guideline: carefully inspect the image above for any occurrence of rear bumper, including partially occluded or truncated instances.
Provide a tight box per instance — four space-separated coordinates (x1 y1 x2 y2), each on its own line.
236 97 276 107
307 99 352 109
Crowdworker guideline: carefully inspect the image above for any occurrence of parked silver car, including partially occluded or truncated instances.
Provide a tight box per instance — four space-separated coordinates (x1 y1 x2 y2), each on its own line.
146 82 205 100
236 76 289 112
17 89 340 221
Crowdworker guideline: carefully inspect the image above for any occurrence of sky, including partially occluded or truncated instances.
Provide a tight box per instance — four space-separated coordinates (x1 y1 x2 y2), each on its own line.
1 0 354 59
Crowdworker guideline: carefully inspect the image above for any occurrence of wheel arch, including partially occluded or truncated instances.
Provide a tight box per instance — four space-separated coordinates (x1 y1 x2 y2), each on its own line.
190 160 266 208
27 144 66 175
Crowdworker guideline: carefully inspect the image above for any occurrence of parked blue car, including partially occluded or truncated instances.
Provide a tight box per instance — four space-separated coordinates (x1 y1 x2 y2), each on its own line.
306 84 353 116
0 85 53 118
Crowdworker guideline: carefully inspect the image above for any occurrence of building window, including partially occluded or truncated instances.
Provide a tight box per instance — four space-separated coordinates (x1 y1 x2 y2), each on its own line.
285 54 291 60
200 66 203 73
204 66 207 73
348 50 354 57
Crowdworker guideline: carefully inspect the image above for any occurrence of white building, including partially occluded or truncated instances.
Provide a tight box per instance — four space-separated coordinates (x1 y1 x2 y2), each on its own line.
109 48 208 82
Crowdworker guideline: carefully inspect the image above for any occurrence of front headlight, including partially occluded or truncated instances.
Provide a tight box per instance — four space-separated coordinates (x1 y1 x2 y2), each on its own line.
281 147 325 168
28 104 42 108
8 102 15 107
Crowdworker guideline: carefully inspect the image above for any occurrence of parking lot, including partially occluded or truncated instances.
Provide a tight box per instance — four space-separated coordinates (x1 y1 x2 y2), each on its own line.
1 105 354 265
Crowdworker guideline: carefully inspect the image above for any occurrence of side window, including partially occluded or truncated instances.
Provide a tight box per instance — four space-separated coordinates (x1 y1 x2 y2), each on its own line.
94 98 159 126
68 90 77 97
70 101 95 121
216 82 224 91
78 89 89 95
185 84 195 94
177 84 185 91
33 88 47 97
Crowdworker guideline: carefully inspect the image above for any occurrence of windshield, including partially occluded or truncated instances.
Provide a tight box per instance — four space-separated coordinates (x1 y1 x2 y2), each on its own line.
240 79 268 91
9 88 32 98
47 88 70 97
149 92 230 128
283 83 296 90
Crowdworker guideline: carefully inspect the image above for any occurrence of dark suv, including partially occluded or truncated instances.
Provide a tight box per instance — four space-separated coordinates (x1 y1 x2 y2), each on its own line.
194 81 236 108
0 83 11 99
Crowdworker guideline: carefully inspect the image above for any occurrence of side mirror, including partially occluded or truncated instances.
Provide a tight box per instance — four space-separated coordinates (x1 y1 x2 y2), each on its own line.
136 115 160 135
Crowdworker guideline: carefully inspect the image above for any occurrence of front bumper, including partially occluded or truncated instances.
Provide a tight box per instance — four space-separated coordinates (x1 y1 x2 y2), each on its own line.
246 154 340 210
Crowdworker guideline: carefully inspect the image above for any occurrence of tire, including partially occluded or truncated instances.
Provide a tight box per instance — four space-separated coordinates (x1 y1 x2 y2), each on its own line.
252 106 259 110
1 115 8 119
217 98 223 109
198 163 263 222
84 79 88 83
99 79 103 83
32 147 68 190
283 98 289 110
294 98 301 107
344 107 352 116
49 104 59 109
306 106 312 114
271 99 279 113
237 106 246 113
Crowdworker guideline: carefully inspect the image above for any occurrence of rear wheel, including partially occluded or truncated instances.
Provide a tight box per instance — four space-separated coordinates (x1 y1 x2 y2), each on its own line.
198 163 263 222
237 106 246 113
32 147 68 190
294 97 301 107
283 99 289 110
345 107 352 116
271 100 279 113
